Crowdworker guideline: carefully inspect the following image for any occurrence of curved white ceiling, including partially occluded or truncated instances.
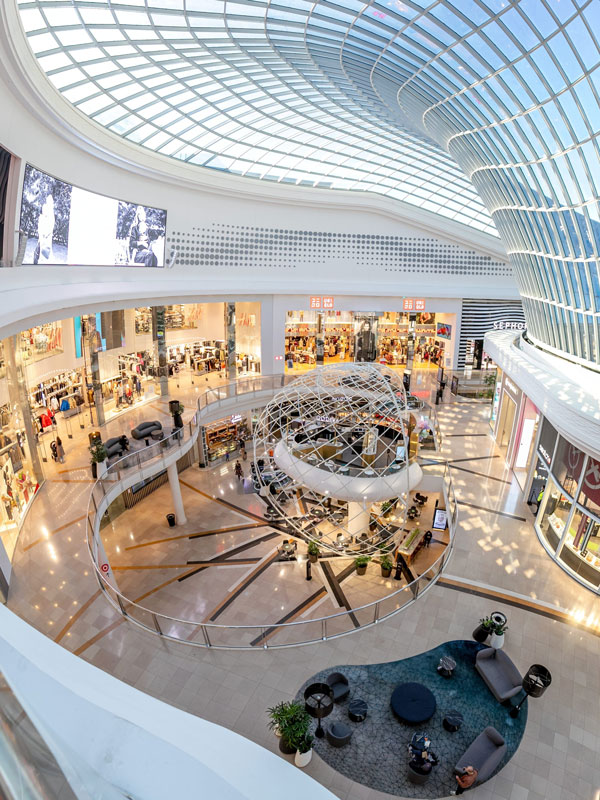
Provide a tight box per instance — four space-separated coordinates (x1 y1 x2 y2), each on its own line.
15 0 496 235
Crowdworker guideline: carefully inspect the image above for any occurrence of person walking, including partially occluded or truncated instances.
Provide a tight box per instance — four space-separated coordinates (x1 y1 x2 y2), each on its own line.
56 436 65 464
234 460 243 481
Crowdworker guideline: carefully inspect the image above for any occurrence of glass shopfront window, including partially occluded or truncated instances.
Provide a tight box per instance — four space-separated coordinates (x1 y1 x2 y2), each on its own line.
533 418 600 592
538 479 572 551
558 506 600 588
553 437 585 497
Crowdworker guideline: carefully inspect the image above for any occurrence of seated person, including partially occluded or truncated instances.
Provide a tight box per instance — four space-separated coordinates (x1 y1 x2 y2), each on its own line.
451 766 478 795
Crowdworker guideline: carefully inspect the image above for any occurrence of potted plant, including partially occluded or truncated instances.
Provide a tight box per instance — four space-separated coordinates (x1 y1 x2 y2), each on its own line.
267 701 307 754
380 500 394 519
89 442 108 479
380 554 393 578
294 733 314 768
307 540 320 563
354 555 371 575
490 619 508 649
472 615 494 643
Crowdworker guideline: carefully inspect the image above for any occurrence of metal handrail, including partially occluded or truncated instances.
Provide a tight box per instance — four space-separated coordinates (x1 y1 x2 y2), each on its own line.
86 375 457 649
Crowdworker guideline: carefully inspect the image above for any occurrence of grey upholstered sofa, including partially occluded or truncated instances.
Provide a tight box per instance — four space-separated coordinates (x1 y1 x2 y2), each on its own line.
475 648 523 703
455 726 507 783
131 421 162 440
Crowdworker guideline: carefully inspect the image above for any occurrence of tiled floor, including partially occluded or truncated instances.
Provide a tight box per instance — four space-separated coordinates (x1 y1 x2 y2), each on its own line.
6 367 600 799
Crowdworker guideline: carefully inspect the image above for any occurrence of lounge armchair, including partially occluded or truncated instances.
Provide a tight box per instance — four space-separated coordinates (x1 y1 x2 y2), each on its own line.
131 421 162 440
455 726 507 783
326 722 352 747
476 648 523 703
104 435 128 459
326 671 350 703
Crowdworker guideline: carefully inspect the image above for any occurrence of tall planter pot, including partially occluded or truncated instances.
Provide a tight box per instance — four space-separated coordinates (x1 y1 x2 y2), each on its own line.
279 736 296 755
295 749 313 768
490 632 505 650
472 624 490 643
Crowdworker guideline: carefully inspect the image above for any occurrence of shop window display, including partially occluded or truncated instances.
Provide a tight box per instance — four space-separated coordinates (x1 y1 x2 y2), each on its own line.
19 322 63 364
538 480 572 551
0 401 40 561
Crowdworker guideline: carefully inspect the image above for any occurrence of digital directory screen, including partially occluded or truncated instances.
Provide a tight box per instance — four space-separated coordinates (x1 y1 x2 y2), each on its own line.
20 164 167 267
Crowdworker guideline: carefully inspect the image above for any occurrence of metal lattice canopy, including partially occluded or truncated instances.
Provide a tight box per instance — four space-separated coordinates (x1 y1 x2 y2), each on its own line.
252 363 422 557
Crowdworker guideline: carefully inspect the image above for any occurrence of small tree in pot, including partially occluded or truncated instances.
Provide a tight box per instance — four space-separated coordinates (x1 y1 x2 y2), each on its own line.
89 442 108 479
169 400 184 429
267 701 310 755
307 540 320 563
380 554 393 578
355 555 371 575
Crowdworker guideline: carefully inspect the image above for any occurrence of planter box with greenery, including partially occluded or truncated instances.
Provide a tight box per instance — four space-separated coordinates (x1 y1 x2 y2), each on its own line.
307 541 320 563
355 555 371 575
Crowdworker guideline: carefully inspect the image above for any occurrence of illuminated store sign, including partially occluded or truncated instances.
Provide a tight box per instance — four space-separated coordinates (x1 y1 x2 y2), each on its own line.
493 321 526 330
402 298 426 311
309 296 335 309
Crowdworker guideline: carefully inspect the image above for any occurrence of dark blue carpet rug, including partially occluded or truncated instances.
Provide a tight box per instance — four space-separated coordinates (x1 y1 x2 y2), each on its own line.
296 640 527 797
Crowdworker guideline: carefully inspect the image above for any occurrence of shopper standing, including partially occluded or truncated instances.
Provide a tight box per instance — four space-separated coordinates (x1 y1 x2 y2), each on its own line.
234 461 243 481
56 436 65 464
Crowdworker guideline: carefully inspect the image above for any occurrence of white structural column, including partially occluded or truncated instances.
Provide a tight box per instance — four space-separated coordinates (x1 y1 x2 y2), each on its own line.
167 462 187 525
261 296 287 375
347 502 370 538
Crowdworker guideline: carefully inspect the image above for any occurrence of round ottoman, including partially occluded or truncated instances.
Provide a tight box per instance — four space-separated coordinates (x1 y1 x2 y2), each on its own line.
348 698 368 722
443 710 464 732
390 682 437 724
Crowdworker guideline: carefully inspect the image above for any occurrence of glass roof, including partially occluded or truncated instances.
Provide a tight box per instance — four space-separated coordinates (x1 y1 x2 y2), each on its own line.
16 0 498 234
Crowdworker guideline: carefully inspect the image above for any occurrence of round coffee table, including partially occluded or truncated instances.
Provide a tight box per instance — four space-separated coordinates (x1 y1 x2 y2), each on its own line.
348 698 368 722
390 682 436 723
443 709 464 732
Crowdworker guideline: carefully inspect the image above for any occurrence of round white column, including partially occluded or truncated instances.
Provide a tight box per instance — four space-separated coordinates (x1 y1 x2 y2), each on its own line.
347 502 370 539
167 462 187 525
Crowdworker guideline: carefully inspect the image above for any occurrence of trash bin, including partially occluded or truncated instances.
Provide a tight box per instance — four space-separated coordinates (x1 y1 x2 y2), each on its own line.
166 513 176 527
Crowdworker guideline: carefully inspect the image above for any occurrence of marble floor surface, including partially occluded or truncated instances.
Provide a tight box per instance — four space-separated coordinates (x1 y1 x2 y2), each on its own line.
5 367 600 799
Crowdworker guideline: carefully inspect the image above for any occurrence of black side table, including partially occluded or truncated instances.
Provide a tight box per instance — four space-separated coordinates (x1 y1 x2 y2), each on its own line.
348 698 368 722
443 710 464 732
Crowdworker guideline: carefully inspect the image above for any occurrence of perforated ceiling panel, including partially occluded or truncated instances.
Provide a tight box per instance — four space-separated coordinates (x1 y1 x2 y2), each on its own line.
167 223 511 276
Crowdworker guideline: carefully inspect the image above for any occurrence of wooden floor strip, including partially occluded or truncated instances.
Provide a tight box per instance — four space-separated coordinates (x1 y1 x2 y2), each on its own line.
54 590 101 643
321 561 360 628
458 500 527 522
437 577 600 638
450 464 513 485
124 523 267 551
178 532 280 583
73 619 124 656
23 513 87 552
179 480 268 523
113 560 260 571
249 588 328 646
203 550 280 623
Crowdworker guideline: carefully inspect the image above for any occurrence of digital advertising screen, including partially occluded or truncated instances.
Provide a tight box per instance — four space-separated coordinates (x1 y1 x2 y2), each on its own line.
74 312 125 358
20 164 167 267
433 508 448 530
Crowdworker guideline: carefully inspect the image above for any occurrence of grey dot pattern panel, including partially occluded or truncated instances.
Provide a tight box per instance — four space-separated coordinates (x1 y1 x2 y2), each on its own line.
167 224 511 276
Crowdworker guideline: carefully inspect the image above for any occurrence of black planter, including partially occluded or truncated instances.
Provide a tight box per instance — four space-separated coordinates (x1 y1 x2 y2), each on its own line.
173 412 183 429
91 462 97 480
279 735 296 755
472 624 489 643
381 567 392 578
166 513 176 528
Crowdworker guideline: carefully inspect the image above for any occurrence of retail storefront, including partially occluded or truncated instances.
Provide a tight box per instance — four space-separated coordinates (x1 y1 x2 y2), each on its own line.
200 413 251 464
529 417 600 592
492 373 539 488
284 309 450 373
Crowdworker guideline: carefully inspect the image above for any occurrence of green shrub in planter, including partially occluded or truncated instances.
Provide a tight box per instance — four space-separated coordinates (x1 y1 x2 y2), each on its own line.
380 554 393 577
307 540 320 563
354 555 371 575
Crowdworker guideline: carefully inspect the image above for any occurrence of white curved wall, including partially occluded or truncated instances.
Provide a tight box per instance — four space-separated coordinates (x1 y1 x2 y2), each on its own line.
0 603 337 800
